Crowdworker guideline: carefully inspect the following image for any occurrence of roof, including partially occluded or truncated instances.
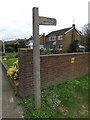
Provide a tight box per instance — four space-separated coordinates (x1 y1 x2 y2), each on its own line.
46 27 72 37
26 42 33 46
27 36 33 41
46 25 82 37
27 35 42 41
4 39 26 45
4 40 18 44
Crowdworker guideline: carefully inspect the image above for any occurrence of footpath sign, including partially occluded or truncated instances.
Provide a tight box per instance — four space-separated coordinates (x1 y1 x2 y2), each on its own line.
33 7 57 109
39 17 56 25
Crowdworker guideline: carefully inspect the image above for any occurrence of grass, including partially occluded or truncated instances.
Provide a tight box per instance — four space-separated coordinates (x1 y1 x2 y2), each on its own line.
3 58 18 68
5 52 18 57
3 52 18 68
19 74 89 118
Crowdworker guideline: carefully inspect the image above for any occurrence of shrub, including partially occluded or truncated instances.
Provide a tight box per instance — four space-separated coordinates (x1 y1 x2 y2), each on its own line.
69 40 79 52
14 54 18 58
41 50 52 55
2 52 5 56
7 46 14 52
7 60 19 80
5 44 19 52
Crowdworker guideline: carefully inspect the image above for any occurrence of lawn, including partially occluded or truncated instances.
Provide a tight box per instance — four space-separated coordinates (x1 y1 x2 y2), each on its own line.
3 52 18 68
3 58 18 68
19 74 89 118
5 52 18 57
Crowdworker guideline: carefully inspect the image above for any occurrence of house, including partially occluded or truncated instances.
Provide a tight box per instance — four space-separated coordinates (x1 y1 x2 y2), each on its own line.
4 40 18 45
45 24 82 52
79 45 85 52
26 33 45 49
4 38 27 45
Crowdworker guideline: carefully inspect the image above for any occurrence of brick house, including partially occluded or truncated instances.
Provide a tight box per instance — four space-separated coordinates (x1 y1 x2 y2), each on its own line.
45 24 82 51
26 34 45 49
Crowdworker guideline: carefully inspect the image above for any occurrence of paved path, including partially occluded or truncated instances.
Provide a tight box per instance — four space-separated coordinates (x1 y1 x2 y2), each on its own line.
0 57 2 119
0 62 24 118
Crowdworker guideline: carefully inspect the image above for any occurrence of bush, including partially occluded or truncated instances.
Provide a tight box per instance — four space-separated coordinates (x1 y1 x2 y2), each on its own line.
14 54 18 58
2 52 5 56
69 40 79 53
41 50 53 55
5 44 19 52
7 46 14 52
7 60 19 80
57 50 66 54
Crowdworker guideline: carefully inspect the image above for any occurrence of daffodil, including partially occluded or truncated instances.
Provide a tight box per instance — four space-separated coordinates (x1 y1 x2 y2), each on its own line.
7 60 19 80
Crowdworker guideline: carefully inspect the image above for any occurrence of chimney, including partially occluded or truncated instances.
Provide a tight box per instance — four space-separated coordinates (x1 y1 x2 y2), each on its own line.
43 33 45 36
43 33 45 44
72 24 75 28
72 24 75 41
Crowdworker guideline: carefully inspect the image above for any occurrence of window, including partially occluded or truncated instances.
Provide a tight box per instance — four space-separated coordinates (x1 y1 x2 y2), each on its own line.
49 36 56 41
58 35 62 40
49 37 51 41
57 44 63 50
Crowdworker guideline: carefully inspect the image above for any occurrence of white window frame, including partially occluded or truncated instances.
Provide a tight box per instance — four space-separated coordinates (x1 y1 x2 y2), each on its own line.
49 37 51 41
57 44 63 50
49 36 56 41
58 35 62 40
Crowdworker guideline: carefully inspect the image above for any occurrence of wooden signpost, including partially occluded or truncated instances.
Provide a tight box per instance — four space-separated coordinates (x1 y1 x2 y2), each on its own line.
33 7 57 109
39 17 56 25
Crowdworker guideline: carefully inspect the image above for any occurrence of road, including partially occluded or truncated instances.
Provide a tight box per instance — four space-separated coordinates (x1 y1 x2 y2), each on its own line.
0 61 24 118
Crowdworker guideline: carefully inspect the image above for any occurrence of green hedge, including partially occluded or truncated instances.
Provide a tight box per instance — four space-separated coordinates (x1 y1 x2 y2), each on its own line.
5 44 27 52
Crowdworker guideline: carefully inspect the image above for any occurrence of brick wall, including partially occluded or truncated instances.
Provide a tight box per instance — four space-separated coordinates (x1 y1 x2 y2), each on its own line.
18 48 90 98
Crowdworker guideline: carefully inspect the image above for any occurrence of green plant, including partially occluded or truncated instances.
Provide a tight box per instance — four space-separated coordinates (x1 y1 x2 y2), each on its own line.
69 40 79 52
14 90 20 97
19 74 89 118
3 58 18 68
41 50 52 55
5 52 18 58
2 52 5 56
57 50 66 54
7 46 14 52
7 60 19 80
19 86 61 118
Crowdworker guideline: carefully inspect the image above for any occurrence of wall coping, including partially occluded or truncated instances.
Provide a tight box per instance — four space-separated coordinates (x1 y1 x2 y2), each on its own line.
40 52 89 57
18 48 32 51
0 58 9 71
18 48 90 57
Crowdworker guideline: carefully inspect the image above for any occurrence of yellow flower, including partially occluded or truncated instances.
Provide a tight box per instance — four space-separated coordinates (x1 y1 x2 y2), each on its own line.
7 60 19 80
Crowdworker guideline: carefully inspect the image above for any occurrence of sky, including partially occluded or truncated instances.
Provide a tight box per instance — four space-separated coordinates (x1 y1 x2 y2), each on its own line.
0 0 89 41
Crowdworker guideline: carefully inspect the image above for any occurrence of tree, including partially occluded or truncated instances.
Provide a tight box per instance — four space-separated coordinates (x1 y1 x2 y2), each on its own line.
0 40 3 55
18 39 26 48
0 40 3 52
69 40 79 52
82 23 90 52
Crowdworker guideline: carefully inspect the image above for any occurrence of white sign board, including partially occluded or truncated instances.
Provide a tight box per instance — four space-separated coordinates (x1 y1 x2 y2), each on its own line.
39 16 56 25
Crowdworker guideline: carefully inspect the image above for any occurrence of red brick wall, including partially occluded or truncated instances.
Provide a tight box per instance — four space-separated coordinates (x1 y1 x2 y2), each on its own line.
18 48 90 98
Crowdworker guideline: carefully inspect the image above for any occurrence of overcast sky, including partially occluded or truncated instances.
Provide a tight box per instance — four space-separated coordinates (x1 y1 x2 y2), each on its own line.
0 0 89 41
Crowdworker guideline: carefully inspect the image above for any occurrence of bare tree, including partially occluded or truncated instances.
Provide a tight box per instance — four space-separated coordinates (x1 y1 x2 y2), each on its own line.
82 23 90 52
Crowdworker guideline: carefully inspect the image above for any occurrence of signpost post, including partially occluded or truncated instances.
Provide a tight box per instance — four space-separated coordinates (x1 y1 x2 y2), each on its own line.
33 7 57 109
3 40 5 54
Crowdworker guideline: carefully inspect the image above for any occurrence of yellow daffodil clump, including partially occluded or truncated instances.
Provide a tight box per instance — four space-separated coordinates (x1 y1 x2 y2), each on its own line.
7 60 19 80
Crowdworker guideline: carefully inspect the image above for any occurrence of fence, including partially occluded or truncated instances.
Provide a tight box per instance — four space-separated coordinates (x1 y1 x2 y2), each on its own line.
18 48 90 98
